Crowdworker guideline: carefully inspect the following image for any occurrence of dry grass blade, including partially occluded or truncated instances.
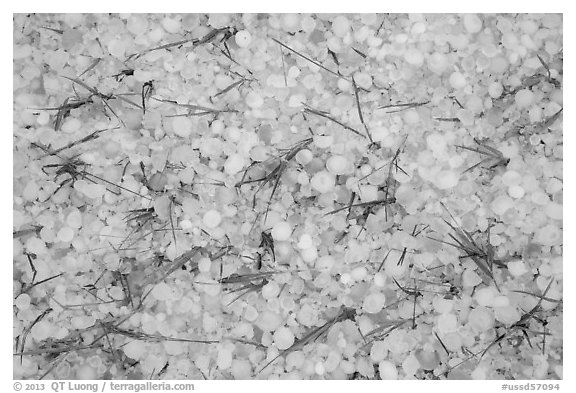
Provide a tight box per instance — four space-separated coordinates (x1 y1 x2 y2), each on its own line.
13 226 43 239
325 197 396 216
304 104 365 138
271 37 349 82
378 101 429 110
352 76 374 143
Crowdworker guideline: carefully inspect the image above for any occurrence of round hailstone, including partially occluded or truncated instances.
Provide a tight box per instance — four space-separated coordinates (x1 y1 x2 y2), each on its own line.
57 226 75 243
66 209 82 228
203 210 222 228
495 305 521 325
534 224 562 246
61 117 82 133
297 234 313 250
245 91 263 109
273 327 295 350
235 30 252 48
326 155 349 175
449 72 467 89
255 311 283 332
324 351 342 373
76 364 97 380
475 287 496 307
301 247 318 264
172 117 193 138
123 340 146 360
217 348 233 370
295 149 313 165
379 360 398 380
508 185 525 199
198 257 212 273
31 320 53 341
370 341 387 362
488 82 504 98
463 14 483 33
15 293 31 310
262 281 280 299
435 170 460 189
332 15 350 37
107 38 126 58
362 292 386 314
515 89 535 108
224 154 245 176
507 260 528 277
310 171 335 194
152 282 173 301
269 221 291 242
354 72 373 89
437 313 458 333
404 48 424 66
491 195 514 215
468 307 495 331
415 349 440 371
502 170 522 186
428 53 449 75
545 202 562 220
162 17 181 34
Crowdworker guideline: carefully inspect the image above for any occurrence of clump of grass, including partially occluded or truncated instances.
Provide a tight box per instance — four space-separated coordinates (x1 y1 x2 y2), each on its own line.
236 137 313 222
256 307 357 375
455 138 510 174
427 203 505 286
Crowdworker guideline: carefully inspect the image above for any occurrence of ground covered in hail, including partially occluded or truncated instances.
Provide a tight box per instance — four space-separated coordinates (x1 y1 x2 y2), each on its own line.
13 13 563 380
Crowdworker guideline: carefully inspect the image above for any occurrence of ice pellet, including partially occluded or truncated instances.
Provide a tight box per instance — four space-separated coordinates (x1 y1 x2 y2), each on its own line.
203 210 222 228
508 185 525 199
66 209 82 228
534 224 562 246
362 292 386 313
332 16 350 37
246 91 263 108
415 349 440 370
123 340 146 360
437 313 458 333
370 341 387 362
404 48 424 66
15 293 31 310
379 360 398 379
172 117 193 138
488 82 504 98
271 221 292 242
475 287 497 307
544 202 562 220
310 171 335 194
152 282 173 301
217 348 233 370
57 226 75 243
255 311 283 331
449 72 467 89
273 327 295 350
326 155 349 175
491 195 514 215
463 14 483 33
224 154 245 175
515 89 535 108
435 170 459 189
235 30 252 47
468 306 495 331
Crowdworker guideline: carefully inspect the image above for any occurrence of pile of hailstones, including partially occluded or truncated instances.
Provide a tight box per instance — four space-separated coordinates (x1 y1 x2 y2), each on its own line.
13 13 562 380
